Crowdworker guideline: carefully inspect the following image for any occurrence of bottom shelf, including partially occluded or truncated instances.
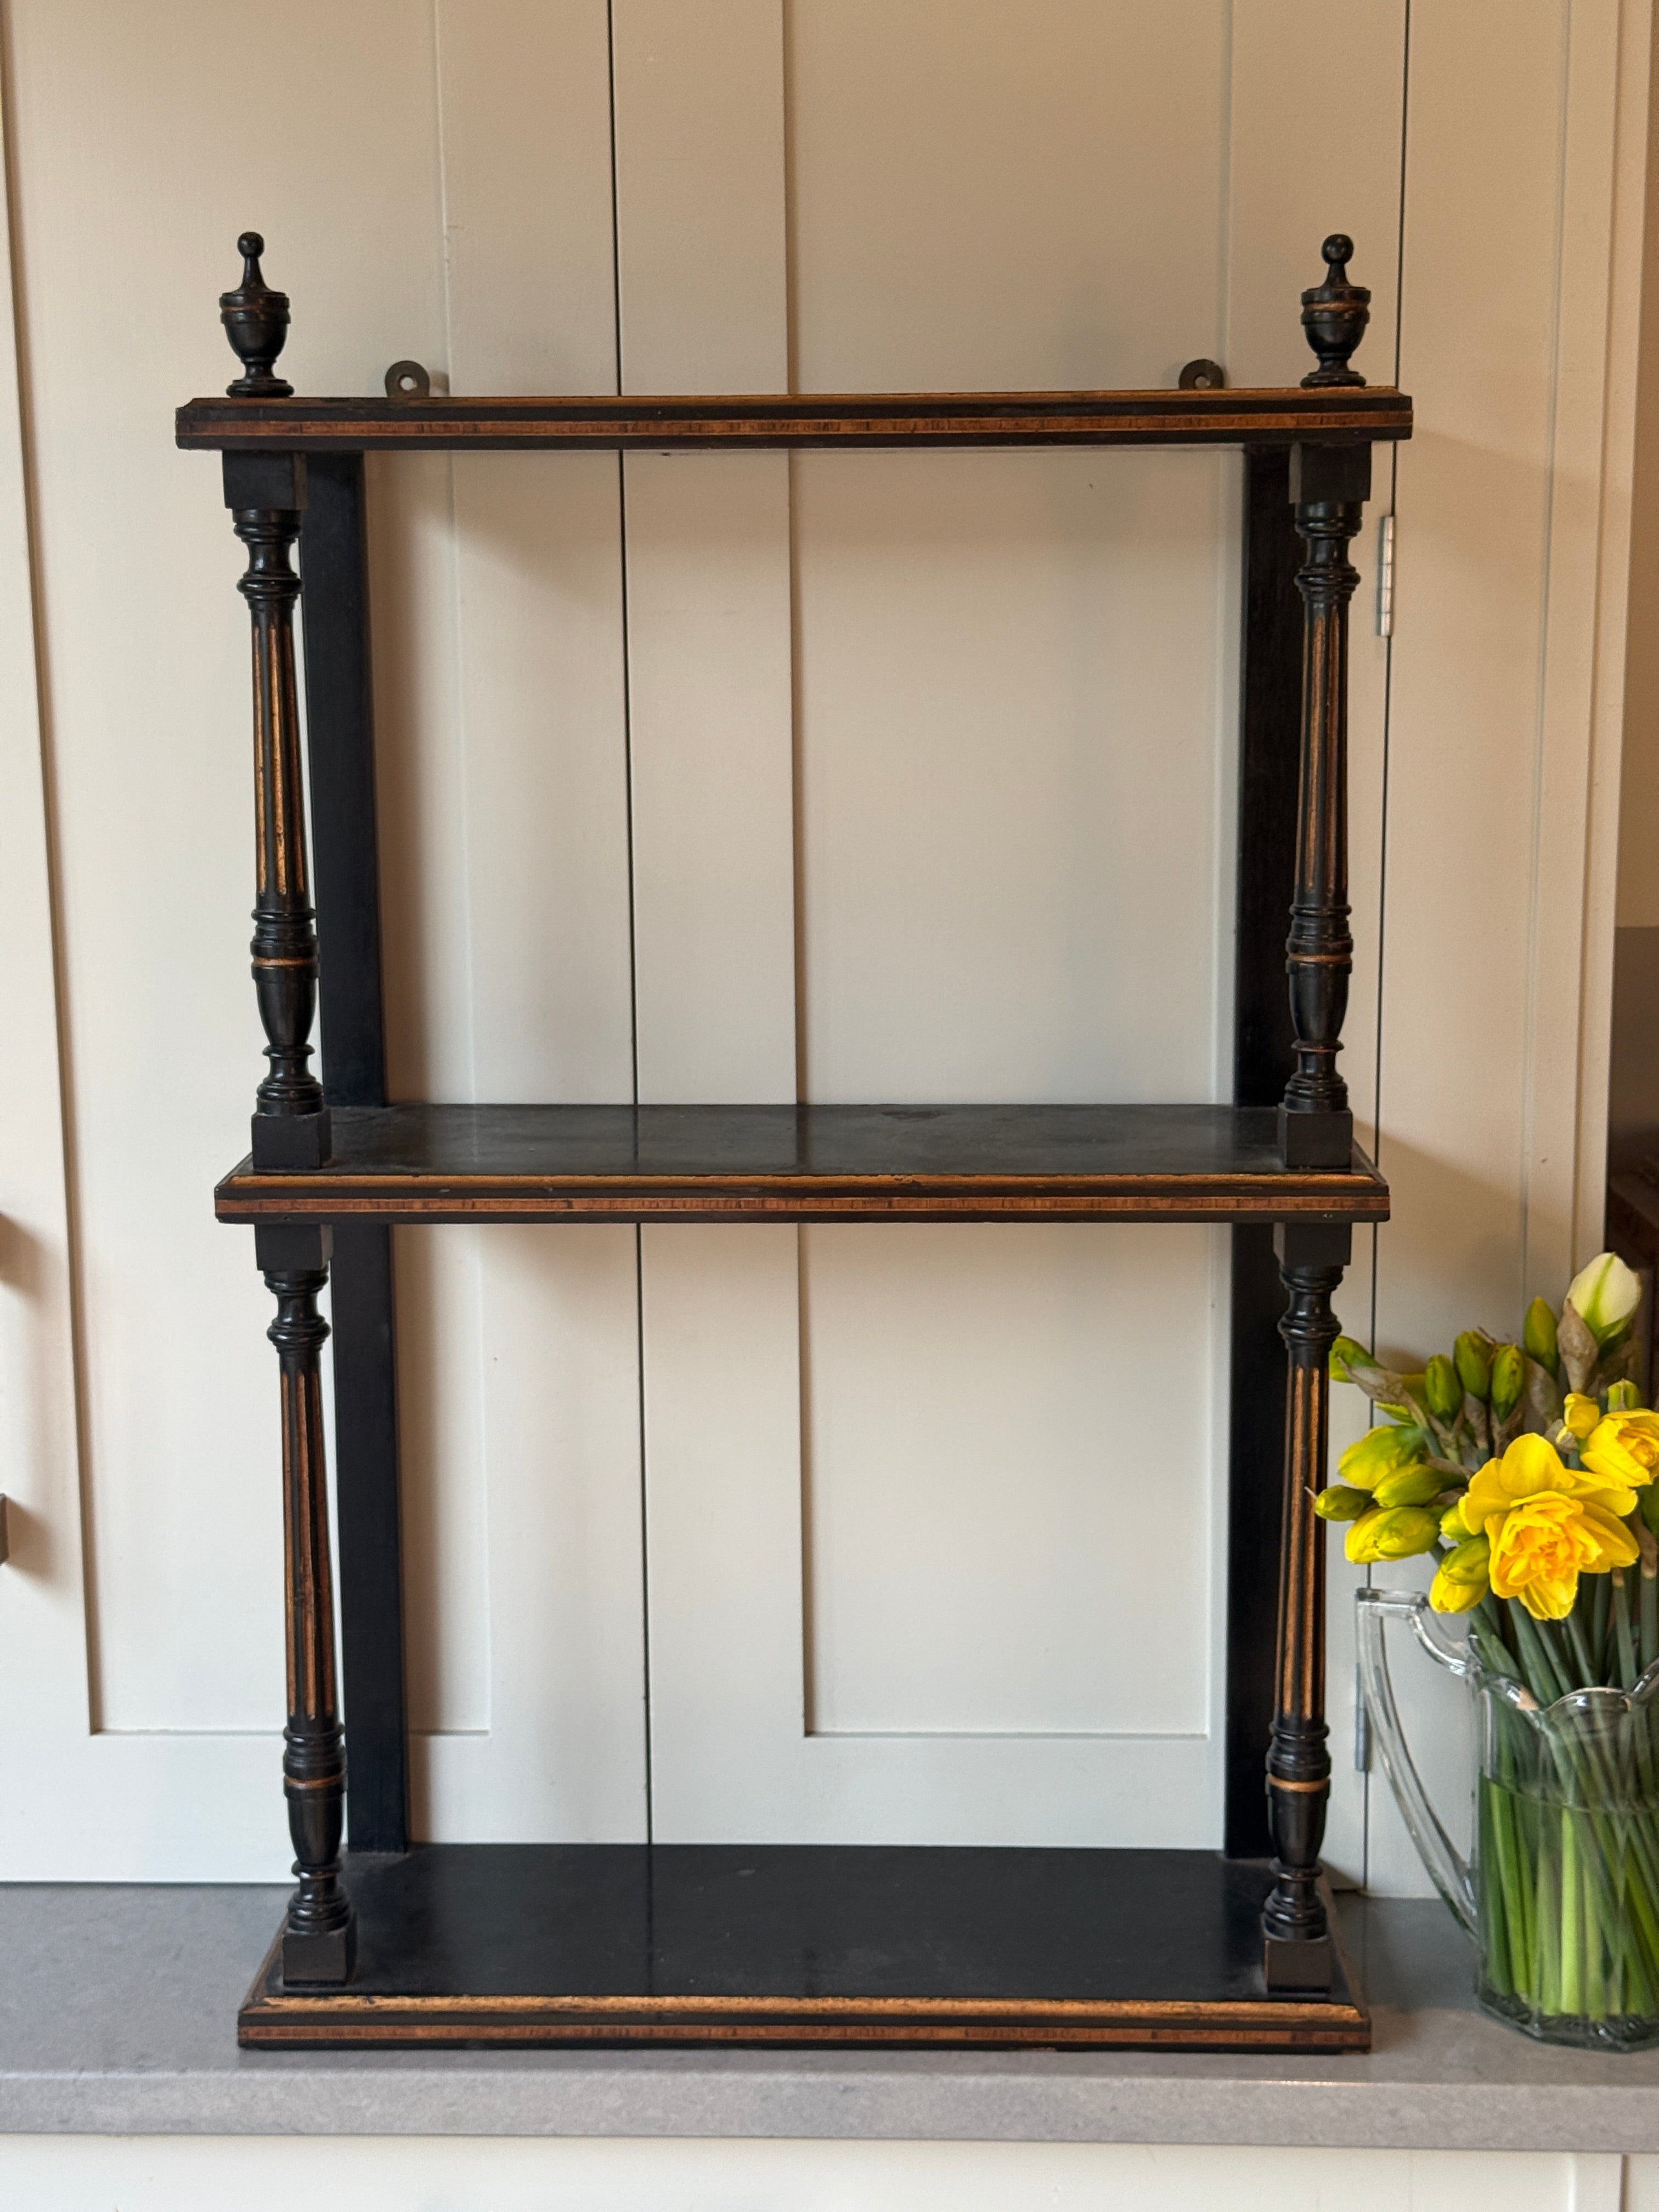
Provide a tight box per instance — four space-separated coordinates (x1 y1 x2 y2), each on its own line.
239 1844 1368 2052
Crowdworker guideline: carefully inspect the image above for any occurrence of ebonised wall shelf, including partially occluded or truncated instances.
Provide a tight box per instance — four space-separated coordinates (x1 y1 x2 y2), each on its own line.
180 230 1409 2052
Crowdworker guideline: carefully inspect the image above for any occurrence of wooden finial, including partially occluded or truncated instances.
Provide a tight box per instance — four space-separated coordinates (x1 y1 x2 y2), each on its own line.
1299 234 1370 389
220 231 293 398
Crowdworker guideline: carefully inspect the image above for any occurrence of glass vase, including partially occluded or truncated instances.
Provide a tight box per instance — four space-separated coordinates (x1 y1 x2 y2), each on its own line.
1357 1587 1659 2051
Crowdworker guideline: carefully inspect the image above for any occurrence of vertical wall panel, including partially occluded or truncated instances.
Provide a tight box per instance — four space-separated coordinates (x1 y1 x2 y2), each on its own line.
398 0 645 1839
7 0 449 1748
640 0 1240 1847
1365 0 1634 1895
614 0 797 1104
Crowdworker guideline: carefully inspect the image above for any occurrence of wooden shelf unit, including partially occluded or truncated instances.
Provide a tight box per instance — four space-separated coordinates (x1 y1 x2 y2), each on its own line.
183 229 1407 2049
214 1102 1390 1226
176 381 1410 453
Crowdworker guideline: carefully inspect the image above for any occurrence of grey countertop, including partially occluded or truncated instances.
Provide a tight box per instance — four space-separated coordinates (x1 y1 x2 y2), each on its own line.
4 1883 1659 2148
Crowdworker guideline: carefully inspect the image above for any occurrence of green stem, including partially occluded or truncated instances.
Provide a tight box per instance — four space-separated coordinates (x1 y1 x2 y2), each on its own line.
1562 1810 1584 2016
1566 1604 1600 1694
1593 1572 1613 1683
1512 1603 1572 1705
1615 1573 1639 1691
1538 1837 1561 2016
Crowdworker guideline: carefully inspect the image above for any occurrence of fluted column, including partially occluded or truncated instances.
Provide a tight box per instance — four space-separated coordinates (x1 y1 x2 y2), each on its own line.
1277 441 1368 1169
224 450 331 1169
258 1223 354 1984
1263 1220 1350 1988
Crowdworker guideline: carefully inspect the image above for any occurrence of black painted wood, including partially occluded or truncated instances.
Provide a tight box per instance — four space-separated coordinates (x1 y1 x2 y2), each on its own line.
1277 438 1369 1169
224 453 331 1170
195 229 1400 2032
1226 449 1304 1860
238 1843 1367 2050
178 382 1413 455
213 1101 1390 1225
300 455 386 1108
254 1221 354 1985
1263 1220 1351 1987
298 455 408 1857
328 1224 406 1856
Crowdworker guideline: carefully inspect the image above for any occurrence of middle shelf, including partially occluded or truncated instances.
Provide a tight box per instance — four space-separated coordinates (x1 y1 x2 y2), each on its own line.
215 1101 1389 1227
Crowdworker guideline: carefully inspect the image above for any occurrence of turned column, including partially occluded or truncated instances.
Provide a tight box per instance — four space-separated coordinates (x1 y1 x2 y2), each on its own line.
1278 236 1372 1173
1262 238 1375 1989
217 236 352 1979
219 235 331 1170
259 1223 354 1984
1263 1222 1349 1988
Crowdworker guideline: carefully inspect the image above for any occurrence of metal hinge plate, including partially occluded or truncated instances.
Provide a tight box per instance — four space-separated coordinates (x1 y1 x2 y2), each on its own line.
1376 512 1395 637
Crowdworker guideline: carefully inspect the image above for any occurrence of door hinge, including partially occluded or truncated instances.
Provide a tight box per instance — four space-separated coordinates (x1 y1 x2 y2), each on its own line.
1376 512 1395 638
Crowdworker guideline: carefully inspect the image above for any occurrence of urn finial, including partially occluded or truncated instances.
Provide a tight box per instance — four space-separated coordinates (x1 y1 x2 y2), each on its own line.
1300 234 1370 389
219 230 293 399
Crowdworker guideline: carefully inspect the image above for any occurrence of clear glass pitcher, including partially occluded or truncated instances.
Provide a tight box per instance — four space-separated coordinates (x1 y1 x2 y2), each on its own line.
1357 1587 1659 2050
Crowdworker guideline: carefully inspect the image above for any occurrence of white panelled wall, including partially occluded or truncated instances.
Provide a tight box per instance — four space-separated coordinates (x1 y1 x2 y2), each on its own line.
0 0 1648 1881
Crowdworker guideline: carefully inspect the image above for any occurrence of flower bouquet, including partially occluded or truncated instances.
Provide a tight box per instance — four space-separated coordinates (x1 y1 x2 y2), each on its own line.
1330 1253 1659 2047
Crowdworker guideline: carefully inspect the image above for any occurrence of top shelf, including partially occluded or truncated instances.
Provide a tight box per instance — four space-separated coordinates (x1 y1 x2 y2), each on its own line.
176 384 1413 455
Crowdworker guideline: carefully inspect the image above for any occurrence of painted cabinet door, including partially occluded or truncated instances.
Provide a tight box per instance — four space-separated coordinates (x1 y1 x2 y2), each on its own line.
625 0 1407 1848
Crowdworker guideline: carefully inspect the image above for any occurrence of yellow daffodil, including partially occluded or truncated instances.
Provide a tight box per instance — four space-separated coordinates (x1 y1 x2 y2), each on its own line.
1440 1533 1492 1584
1566 1251 1641 1346
1345 1504 1439 1564
1564 1391 1601 1442
1338 1424 1427 1495
1581 1409 1659 1494
1455 1331 1493 1402
1487 1493 1638 1620
1425 1355 1462 1421
1373 1463 1445 1509
1431 1535 1492 1615
1462 1432 1637 1536
1490 1344 1525 1420
1313 1485 1369 1522
1430 1563 1488 1614
1524 1296 1561 1378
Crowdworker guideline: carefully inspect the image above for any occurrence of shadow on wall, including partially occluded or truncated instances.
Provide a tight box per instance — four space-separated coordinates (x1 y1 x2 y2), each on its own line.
1611 926 1659 1171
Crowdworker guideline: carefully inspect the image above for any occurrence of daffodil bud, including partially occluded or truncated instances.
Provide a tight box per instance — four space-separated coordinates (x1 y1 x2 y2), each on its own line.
1563 1392 1600 1442
1454 1332 1493 1403
1338 1424 1428 1494
1368 1505 1442 1560
1345 1511 1387 1564
1440 1498 1472 1541
1329 1335 1373 1385
1372 1463 1446 1509
1430 1563 1488 1614
1441 1533 1492 1583
1490 1343 1525 1422
1565 1251 1641 1348
1314 1485 1371 1522
1524 1297 1560 1380
1424 1354 1462 1422
1609 1379 1643 1413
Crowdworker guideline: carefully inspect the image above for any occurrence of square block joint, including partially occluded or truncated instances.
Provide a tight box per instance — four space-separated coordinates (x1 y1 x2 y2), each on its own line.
282 1918 356 1988
1263 1933 1333 1993
1277 1103 1353 1170
251 1107 332 1170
